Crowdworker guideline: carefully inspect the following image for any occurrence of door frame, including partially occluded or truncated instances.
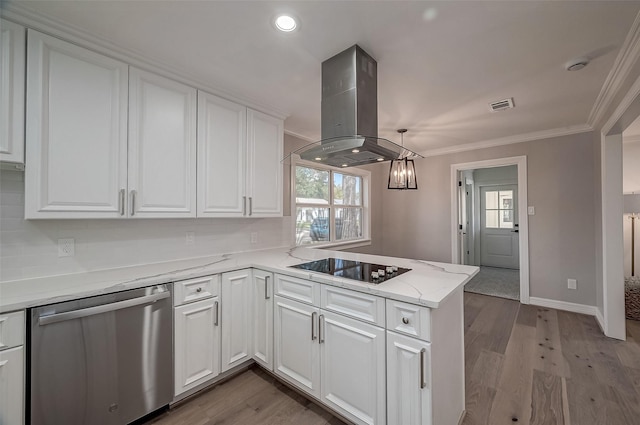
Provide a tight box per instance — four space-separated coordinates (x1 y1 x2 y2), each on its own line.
450 156 530 304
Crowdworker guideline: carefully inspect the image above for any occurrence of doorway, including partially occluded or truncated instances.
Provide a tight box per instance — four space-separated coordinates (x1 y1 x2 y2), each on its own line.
451 157 530 303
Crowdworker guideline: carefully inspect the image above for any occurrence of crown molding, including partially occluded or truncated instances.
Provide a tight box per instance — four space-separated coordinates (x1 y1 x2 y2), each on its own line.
588 11 640 129
623 134 640 145
1 4 289 120
284 130 315 143
419 124 593 158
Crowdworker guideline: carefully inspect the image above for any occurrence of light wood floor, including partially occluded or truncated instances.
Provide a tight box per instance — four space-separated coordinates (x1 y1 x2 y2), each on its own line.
145 293 640 425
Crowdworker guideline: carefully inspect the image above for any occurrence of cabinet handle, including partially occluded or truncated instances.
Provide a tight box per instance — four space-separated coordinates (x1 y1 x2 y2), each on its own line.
130 190 137 216
319 314 325 344
420 348 427 389
402 317 410 325
242 196 247 216
214 300 219 326
264 276 270 299
196 287 202 293
119 189 125 216
249 197 253 216
311 312 317 340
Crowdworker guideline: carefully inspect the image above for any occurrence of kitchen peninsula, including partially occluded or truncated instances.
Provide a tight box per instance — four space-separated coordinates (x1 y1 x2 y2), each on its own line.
1 247 477 425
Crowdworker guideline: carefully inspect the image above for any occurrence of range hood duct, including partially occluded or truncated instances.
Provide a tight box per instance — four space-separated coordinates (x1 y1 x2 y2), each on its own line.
297 45 413 168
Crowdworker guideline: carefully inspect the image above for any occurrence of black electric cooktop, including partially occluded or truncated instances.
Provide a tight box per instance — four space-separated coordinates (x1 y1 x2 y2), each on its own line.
289 258 411 284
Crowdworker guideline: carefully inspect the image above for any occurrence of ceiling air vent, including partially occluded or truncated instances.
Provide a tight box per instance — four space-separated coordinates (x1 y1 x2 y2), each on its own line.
489 98 515 112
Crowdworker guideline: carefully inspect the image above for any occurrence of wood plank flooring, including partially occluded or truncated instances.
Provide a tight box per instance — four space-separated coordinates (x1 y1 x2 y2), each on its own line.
145 293 640 425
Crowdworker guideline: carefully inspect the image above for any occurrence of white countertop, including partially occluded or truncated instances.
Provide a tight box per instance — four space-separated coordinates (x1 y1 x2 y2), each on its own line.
0 247 478 313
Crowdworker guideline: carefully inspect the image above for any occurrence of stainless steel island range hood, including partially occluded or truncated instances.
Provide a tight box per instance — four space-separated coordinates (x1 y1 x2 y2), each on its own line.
295 45 420 168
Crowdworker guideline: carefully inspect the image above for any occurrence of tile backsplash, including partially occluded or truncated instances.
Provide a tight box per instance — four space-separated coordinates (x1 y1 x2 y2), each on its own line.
0 170 292 281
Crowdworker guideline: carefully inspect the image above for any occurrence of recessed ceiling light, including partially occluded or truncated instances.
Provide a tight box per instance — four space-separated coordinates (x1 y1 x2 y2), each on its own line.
376 158 384 162
315 157 322 161
352 149 360 153
341 164 348 167
275 15 297 32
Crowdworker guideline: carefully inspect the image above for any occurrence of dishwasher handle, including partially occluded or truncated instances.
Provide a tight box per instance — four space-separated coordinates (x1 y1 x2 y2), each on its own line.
38 291 170 326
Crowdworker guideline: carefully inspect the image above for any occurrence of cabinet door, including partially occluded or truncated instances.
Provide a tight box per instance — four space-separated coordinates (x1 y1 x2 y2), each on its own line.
174 297 220 396
25 30 128 219
251 270 273 370
273 295 320 398
320 310 386 425
246 109 283 217
197 91 246 217
128 68 196 218
0 19 25 164
386 331 432 425
221 269 252 372
0 345 24 425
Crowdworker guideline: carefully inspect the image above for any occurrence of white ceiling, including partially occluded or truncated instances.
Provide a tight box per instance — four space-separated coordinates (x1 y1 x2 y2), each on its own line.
7 0 640 153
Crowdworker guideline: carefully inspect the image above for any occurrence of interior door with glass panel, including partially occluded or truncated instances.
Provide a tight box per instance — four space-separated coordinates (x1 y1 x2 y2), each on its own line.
480 185 519 269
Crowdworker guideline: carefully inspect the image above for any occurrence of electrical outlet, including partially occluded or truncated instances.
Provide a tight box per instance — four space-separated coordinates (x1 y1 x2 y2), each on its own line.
568 278 577 290
58 238 75 257
186 232 195 245
251 232 258 244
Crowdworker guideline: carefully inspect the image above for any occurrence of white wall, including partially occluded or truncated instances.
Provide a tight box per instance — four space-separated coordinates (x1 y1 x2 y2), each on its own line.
360 131 598 307
0 170 292 282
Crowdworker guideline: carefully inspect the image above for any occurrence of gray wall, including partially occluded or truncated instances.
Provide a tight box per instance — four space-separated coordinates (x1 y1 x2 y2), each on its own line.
355 131 599 307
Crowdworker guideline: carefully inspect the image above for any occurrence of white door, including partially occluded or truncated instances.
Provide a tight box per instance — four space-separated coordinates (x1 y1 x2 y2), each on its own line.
25 30 128 218
480 185 520 269
246 109 283 217
0 346 24 425
320 310 386 425
221 269 252 372
387 331 431 425
0 19 25 164
251 270 274 370
174 297 220 396
128 68 197 218
273 295 321 398
197 91 247 217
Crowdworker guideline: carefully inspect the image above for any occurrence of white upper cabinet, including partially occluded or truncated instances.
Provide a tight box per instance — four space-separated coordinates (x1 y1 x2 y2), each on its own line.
25 30 128 219
128 68 197 218
0 19 26 165
197 91 246 217
197 91 283 218
246 109 283 217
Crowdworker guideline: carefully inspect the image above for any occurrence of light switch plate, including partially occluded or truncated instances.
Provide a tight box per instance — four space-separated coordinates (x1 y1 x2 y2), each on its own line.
528 206 535 215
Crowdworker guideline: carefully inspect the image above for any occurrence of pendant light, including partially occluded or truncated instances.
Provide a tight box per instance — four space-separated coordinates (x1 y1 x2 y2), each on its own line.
388 129 418 190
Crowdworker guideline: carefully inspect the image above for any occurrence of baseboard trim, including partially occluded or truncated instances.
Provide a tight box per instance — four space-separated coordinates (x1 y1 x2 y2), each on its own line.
595 308 606 333
529 297 597 316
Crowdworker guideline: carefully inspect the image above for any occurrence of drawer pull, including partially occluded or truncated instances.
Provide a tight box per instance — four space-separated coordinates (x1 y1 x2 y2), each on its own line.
214 301 219 326
319 314 325 344
196 287 202 293
265 276 270 300
402 317 410 325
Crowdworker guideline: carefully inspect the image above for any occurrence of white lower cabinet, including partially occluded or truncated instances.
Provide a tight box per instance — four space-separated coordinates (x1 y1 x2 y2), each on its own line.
221 269 252 372
251 270 274 370
174 297 220 396
386 331 431 425
0 346 24 425
274 295 321 398
274 277 386 425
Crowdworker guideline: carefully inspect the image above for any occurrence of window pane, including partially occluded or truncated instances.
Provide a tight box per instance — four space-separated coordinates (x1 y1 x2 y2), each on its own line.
499 191 513 209
296 207 330 245
333 173 362 206
500 210 514 228
335 208 362 241
485 210 499 228
295 166 329 204
485 191 498 209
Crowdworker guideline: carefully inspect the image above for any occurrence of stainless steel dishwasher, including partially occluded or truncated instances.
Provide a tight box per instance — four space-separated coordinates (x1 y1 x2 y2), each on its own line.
29 284 173 425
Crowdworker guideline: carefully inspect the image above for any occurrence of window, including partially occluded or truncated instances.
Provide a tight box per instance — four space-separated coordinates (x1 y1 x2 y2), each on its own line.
484 189 514 229
295 164 367 246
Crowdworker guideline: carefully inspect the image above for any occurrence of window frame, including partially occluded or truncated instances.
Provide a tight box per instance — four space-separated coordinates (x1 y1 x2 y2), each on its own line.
291 156 371 249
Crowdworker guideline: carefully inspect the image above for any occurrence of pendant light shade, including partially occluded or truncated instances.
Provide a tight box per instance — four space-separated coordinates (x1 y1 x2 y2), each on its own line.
388 129 418 190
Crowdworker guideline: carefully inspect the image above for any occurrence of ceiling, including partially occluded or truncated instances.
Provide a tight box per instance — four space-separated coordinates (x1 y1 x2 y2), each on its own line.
6 0 640 154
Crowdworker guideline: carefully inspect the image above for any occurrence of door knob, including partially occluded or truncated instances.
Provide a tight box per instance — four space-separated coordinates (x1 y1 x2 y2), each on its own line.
511 230 519 233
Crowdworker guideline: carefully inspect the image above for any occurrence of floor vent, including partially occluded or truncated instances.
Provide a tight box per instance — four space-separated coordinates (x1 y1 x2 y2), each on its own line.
489 98 515 112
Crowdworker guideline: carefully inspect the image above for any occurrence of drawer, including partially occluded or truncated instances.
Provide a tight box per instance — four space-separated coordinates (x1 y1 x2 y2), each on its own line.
321 286 385 326
385 299 431 341
0 311 25 350
275 274 320 306
174 275 220 306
